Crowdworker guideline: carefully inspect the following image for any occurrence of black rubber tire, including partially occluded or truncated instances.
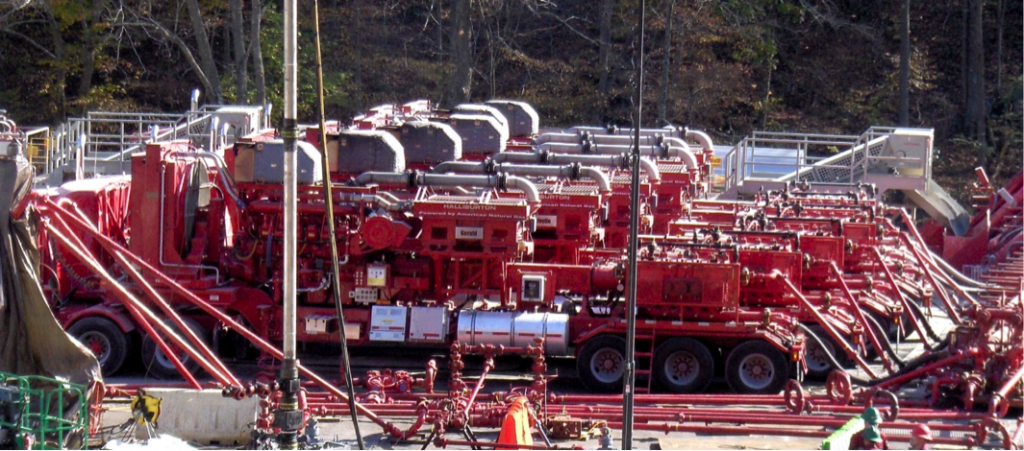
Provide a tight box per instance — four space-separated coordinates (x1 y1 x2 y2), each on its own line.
653 337 714 393
68 316 129 376
805 325 843 379
141 319 206 380
576 335 627 392
725 340 790 394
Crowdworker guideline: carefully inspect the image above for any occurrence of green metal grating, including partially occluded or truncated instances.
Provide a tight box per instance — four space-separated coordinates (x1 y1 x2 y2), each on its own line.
0 372 88 450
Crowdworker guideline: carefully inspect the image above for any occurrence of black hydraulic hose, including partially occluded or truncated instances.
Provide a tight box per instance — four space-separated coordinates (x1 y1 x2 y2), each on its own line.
861 312 907 367
796 323 871 386
904 299 944 343
868 349 951 388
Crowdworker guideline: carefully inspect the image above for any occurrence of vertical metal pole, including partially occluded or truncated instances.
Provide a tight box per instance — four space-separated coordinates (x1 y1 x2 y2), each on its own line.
275 0 301 448
622 1 645 449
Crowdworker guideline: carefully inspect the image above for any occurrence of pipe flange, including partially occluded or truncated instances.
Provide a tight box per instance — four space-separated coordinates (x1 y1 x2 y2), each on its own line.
538 149 550 164
825 370 853 405
784 379 806 413
568 162 581 181
496 172 508 191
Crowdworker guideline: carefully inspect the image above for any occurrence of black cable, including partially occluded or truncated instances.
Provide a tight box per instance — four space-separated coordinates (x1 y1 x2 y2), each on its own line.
861 311 907 367
904 298 944 343
796 323 871 386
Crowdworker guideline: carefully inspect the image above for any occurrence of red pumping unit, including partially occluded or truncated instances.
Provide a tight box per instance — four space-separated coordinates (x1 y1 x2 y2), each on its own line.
16 99 1022 449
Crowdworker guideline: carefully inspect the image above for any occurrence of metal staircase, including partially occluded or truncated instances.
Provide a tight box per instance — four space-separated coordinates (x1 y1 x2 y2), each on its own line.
32 91 269 186
718 126 970 235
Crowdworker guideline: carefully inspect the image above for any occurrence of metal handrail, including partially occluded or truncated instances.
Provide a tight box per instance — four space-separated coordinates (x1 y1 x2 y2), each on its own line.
723 126 925 191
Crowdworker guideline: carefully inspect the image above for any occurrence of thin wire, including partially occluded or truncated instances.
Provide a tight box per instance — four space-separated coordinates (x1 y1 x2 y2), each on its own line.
312 0 364 448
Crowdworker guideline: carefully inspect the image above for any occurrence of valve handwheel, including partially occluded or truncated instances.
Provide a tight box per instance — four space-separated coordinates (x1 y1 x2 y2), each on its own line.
825 370 853 405
784 379 805 413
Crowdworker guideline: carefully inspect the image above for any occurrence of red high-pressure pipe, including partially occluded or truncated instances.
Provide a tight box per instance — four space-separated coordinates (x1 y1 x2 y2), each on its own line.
829 262 895 372
40 221 201 389
874 350 974 391
43 199 419 438
605 421 978 447
870 247 932 346
549 393 832 405
990 363 1024 417
771 271 878 378
115 254 240 386
895 208 978 310
901 234 964 323
462 357 493 410
49 200 242 387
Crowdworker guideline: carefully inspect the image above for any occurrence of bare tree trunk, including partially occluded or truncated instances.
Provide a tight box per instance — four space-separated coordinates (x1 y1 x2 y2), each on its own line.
898 0 910 126
657 0 674 125
760 64 772 128
186 0 222 103
995 0 1003 94
598 0 613 96
444 0 472 107
46 8 67 122
231 0 248 104
251 0 266 108
960 0 968 110
436 0 444 63
965 0 985 162
77 0 108 107
352 0 362 110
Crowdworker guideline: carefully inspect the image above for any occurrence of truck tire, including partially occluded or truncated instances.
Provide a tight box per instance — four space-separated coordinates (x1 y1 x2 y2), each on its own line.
141 319 206 380
725 340 790 394
68 317 129 376
805 325 842 379
577 335 626 392
653 337 714 393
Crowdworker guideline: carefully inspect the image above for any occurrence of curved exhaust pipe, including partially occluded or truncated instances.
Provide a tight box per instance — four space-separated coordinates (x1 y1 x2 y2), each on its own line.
354 171 541 205
685 128 714 153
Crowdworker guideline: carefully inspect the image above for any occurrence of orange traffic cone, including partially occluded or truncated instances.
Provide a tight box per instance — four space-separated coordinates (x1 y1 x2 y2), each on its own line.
496 396 533 450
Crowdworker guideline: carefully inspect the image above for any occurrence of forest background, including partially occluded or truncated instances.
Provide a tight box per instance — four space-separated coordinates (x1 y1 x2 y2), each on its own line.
0 0 1020 207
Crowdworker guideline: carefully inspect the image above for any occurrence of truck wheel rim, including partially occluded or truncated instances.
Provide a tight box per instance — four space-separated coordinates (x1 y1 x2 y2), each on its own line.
80 331 111 363
738 353 775 390
664 350 699 385
155 346 187 369
590 348 624 383
806 340 834 373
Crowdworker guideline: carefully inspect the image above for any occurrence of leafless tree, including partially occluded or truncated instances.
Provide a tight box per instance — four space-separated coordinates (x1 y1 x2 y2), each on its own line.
899 0 910 126
185 0 222 103
444 0 472 106
231 0 247 104
657 0 675 125
250 0 266 108
964 0 985 162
